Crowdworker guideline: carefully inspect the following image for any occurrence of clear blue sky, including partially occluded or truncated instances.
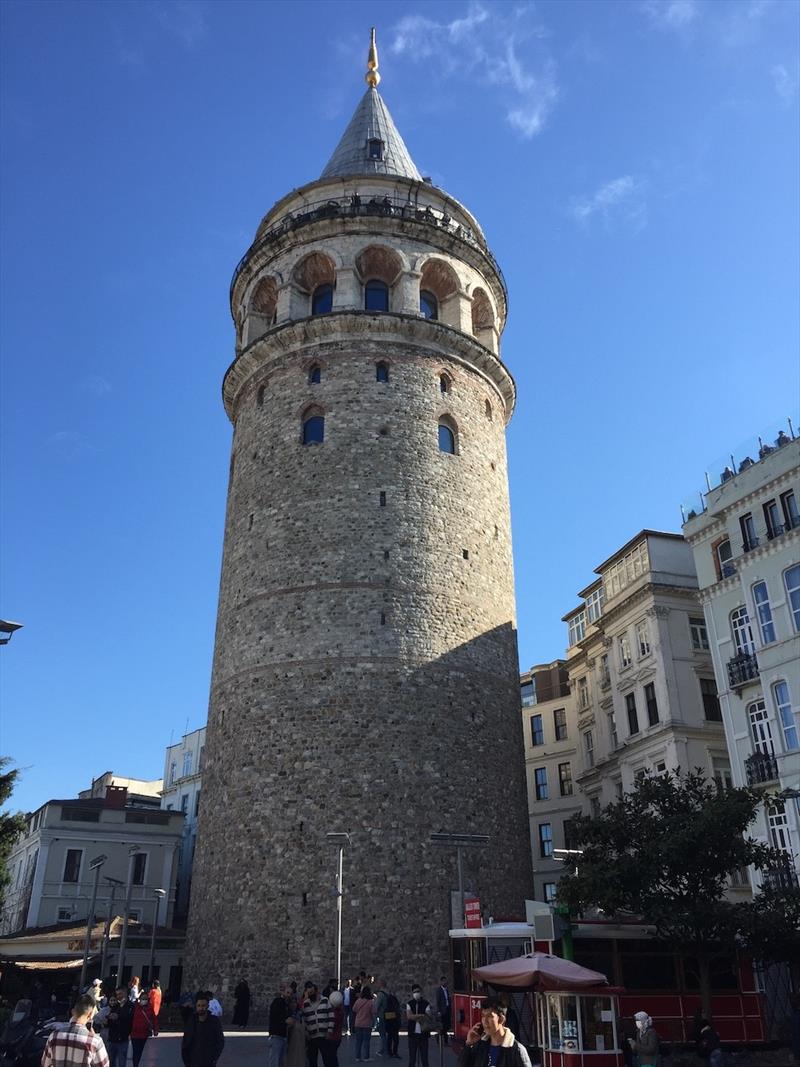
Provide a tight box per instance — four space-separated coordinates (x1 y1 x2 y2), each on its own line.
2 0 798 814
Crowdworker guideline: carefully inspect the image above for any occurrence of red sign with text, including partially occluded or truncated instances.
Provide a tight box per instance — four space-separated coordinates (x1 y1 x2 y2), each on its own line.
464 896 481 929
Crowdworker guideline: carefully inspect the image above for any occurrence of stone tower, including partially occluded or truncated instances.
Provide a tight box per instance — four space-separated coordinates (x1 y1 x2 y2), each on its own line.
186 35 533 997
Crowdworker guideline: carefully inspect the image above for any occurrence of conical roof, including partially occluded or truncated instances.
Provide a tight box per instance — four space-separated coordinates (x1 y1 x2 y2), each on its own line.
320 87 422 181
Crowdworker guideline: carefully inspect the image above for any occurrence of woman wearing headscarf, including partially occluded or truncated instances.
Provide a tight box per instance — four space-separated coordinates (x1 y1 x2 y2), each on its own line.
628 1012 660 1067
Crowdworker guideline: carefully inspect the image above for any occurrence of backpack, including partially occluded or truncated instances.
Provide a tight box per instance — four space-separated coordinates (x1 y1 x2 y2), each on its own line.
383 993 400 1020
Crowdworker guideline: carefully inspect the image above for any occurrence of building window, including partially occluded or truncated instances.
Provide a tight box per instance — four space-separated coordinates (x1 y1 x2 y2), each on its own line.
182 751 192 777
635 619 651 658
730 605 755 655
583 730 595 768
302 413 325 445
57 907 74 922
701 678 722 721
194 791 201 816
520 680 535 708
180 794 189 814
608 712 618 749
311 284 333 315
558 762 573 797
568 611 586 647
132 853 147 886
169 762 177 785
538 823 553 858
773 681 798 751
564 817 580 849
375 361 389 383
534 767 549 801
485 400 493 421
62 849 82 883
530 714 544 747
439 373 451 394
763 499 783 540
577 677 589 710
626 692 639 735
599 653 610 686
618 632 632 669
554 708 568 741
784 565 800 632
543 882 557 903
740 512 758 552
367 138 384 160
603 540 649 598
767 801 790 851
716 538 734 578
752 581 776 645
586 586 605 623
590 796 601 817
713 761 733 791
198 745 205 770
748 699 775 756
781 490 799 530
308 364 322 384
438 420 457 454
365 279 389 312
690 616 710 651
420 290 438 319
644 682 659 726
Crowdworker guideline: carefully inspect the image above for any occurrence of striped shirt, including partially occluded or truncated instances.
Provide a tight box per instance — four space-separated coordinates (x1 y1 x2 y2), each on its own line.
302 998 335 1039
42 1023 110 1067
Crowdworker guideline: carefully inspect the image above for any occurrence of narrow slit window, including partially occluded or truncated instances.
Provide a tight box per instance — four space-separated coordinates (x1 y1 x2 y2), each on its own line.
302 415 324 445
367 139 384 160
309 364 322 385
379 491 386 506
376 362 389 383
438 420 456 454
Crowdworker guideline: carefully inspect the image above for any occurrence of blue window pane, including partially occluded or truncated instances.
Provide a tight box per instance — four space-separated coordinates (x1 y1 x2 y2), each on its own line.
309 365 321 384
376 362 389 383
420 290 438 319
438 423 455 454
311 284 333 315
303 416 324 445
365 280 389 312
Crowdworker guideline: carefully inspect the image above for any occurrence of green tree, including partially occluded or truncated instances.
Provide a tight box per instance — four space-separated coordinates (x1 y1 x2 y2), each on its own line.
556 770 787 1017
0 759 26 915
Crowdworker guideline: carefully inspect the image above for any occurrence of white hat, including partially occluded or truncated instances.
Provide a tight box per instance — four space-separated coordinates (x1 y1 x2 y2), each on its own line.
92 979 102 986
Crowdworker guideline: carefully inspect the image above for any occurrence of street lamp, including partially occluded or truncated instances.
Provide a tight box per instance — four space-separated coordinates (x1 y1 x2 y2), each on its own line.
116 846 140 985
429 832 489 927
100 876 125 980
147 889 167 985
326 832 351 991
0 620 23 646
79 854 107 991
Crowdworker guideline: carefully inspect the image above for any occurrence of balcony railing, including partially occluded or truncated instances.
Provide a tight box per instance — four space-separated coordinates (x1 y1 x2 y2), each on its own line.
744 750 779 786
727 652 759 689
762 857 799 890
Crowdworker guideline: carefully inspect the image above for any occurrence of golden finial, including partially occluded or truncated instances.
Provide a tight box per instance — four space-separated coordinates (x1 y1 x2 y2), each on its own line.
365 27 380 87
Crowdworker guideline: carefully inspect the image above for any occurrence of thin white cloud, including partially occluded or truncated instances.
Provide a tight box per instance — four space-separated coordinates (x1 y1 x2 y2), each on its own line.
79 374 113 398
153 1 207 50
771 63 799 104
569 176 648 232
390 3 558 140
640 0 699 31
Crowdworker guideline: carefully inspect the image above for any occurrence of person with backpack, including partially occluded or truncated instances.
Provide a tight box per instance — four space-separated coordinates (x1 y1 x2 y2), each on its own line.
695 1017 722 1067
382 989 401 1060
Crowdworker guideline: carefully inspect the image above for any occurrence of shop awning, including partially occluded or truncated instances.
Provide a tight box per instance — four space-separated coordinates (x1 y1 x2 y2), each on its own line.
9 957 94 971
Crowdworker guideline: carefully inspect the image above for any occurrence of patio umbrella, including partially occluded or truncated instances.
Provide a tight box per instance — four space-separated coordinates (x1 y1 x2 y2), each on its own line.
472 953 609 991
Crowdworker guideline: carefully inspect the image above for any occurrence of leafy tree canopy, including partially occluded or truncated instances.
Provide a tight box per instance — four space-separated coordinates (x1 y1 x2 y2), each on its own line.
0 758 27 907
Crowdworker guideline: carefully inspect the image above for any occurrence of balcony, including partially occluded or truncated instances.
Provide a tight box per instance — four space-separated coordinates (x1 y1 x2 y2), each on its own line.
762 857 799 890
727 652 759 689
744 750 779 786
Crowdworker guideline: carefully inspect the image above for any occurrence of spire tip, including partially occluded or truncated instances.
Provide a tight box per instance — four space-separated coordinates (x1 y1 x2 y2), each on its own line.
365 27 380 88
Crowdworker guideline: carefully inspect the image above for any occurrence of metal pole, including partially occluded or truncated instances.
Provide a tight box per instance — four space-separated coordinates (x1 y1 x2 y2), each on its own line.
148 890 166 984
79 860 104 991
336 846 343 991
100 882 117 980
457 847 464 925
117 848 139 985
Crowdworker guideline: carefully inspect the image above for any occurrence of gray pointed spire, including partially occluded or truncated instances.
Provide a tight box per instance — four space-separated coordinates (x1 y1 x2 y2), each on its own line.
320 87 422 181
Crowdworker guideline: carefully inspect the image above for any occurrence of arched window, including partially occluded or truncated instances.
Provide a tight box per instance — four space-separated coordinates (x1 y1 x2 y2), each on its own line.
302 413 325 445
257 385 266 408
420 290 438 320
485 399 493 420
440 374 451 394
365 279 389 312
376 362 389 383
311 284 333 315
309 364 322 385
438 419 457 455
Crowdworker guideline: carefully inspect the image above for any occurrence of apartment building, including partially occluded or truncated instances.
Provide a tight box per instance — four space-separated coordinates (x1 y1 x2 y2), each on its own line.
520 662 579 903
160 726 205 919
683 429 799 883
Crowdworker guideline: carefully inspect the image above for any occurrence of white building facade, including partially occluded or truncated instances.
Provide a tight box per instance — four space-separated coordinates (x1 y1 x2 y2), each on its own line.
160 727 205 919
683 431 800 884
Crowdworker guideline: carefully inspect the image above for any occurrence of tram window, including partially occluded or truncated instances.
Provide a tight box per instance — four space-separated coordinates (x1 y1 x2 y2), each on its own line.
684 954 738 992
572 941 615 983
580 997 617 1052
620 946 678 991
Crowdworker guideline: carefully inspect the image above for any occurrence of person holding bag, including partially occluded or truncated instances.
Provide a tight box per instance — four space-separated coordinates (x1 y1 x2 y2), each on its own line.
130 992 157 1067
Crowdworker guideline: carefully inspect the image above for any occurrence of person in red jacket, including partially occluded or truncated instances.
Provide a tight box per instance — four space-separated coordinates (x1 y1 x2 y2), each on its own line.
148 981 162 1035
130 991 157 1067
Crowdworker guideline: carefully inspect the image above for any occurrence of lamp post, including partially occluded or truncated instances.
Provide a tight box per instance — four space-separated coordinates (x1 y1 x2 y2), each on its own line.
0 620 23 646
79 854 107 991
116 846 140 985
147 889 166 985
100 876 125 981
429 832 489 927
326 832 350 990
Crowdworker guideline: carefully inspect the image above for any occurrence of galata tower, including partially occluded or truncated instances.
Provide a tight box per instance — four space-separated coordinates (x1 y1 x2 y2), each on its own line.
186 33 533 997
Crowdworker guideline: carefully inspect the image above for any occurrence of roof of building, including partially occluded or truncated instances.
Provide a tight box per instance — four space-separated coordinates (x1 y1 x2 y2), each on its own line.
593 529 684 575
320 87 422 181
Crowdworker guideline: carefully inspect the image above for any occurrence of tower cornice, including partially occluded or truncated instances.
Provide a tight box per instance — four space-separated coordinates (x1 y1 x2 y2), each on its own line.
222 311 516 424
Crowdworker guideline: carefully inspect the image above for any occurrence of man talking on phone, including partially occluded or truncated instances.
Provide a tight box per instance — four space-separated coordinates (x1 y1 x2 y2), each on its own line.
460 997 531 1067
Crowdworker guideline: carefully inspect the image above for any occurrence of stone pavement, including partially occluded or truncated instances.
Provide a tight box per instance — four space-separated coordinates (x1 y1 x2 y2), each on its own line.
133 1032 458 1067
